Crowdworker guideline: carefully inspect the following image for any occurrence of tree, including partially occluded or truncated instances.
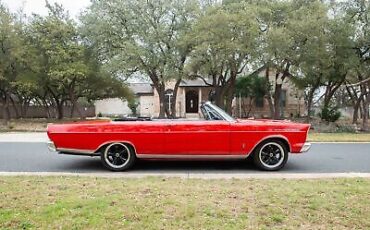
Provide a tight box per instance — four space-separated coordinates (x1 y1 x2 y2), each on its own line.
235 74 269 117
344 0 370 131
27 3 89 119
26 2 132 119
81 0 199 118
186 1 259 113
257 0 330 119
0 3 25 124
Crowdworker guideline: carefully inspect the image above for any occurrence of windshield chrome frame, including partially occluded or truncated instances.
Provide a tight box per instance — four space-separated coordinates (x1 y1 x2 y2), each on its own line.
202 101 236 122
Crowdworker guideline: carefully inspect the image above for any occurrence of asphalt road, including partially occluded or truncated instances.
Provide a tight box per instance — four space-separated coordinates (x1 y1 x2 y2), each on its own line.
0 142 369 174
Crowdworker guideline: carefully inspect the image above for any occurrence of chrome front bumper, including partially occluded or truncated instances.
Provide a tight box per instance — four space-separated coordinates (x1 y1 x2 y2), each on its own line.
47 141 57 152
300 142 311 153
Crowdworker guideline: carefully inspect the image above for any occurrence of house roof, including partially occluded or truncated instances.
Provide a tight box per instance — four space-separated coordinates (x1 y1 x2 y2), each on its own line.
129 83 154 95
180 79 212 87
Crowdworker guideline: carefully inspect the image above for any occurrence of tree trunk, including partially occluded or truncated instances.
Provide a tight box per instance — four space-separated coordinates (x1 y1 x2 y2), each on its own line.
214 86 226 109
23 103 29 118
2 94 10 125
9 96 20 119
41 98 52 119
353 97 363 124
273 83 282 119
265 67 274 118
362 95 369 131
169 79 182 119
345 84 360 124
69 90 84 119
306 88 315 122
361 85 369 131
70 102 75 118
21 100 30 118
55 100 64 120
323 80 344 108
246 98 253 118
224 74 237 115
157 83 166 119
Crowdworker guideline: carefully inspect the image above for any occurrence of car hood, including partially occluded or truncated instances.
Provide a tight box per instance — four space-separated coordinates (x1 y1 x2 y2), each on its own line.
236 118 310 132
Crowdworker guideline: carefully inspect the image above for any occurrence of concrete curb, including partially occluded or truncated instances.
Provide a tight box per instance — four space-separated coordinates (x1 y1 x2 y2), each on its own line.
310 142 370 144
1 172 370 179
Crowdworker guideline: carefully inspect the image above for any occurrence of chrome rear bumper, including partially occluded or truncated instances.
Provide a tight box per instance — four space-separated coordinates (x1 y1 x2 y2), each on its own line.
47 141 56 152
300 142 311 153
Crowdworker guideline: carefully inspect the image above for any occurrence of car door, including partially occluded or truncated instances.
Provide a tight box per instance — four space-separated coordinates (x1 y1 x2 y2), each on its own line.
165 120 231 156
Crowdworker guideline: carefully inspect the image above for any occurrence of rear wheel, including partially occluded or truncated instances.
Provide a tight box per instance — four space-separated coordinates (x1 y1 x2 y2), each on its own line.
253 140 288 171
100 143 136 171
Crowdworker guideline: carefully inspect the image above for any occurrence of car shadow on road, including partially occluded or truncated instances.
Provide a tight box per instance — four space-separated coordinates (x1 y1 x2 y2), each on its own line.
54 155 304 173
55 157 264 172
134 160 258 171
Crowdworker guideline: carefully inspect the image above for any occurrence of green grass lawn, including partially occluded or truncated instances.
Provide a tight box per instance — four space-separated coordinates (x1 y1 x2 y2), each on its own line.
308 132 370 142
0 176 369 229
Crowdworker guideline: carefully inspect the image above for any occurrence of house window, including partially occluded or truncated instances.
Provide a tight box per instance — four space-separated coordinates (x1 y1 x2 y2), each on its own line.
255 97 264 108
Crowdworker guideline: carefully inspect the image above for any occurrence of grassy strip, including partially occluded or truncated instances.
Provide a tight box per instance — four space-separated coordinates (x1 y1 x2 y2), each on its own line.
0 176 369 229
0 119 82 132
308 132 370 142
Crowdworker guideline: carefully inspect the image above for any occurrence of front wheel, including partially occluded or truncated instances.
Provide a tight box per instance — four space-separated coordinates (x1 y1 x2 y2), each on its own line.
100 143 136 171
253 140 288 171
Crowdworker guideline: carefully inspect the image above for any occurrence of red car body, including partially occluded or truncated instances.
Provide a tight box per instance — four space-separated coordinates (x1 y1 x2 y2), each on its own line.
47 119 310 157
47 102 311 171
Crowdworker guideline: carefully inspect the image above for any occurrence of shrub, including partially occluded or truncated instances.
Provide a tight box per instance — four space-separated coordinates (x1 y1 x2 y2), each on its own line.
319 105 341 122
128 100 139 116
335 124 357 133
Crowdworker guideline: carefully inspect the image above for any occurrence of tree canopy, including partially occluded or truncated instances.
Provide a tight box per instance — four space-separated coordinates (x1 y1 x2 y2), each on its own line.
0 0 369 129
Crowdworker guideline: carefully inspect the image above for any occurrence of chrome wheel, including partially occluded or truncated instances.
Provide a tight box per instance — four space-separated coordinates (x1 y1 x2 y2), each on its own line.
253 140 288 171
104 143 131 169
259 142 284 169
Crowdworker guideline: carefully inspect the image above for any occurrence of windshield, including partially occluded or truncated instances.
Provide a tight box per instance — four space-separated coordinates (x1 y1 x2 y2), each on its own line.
201 102 236 122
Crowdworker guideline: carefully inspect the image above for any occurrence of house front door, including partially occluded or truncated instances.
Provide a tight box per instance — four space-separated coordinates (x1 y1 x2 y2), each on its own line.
186 90 199 113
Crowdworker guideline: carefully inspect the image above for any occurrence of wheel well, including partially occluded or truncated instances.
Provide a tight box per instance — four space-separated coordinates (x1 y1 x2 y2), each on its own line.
96 142 137 155
250 138 290 156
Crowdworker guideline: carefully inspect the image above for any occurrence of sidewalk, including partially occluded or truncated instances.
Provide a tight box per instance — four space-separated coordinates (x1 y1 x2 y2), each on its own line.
1 172 370 179
0 132 48 142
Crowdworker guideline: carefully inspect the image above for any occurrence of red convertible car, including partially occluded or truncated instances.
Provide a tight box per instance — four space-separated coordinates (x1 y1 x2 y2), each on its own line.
47 101 311 171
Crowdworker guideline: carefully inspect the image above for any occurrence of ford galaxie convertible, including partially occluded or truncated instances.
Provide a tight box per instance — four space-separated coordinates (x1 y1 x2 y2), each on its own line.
47 101 311 171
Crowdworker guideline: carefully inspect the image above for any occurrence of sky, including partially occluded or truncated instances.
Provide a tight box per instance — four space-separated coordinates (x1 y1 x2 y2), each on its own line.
2 0 91 18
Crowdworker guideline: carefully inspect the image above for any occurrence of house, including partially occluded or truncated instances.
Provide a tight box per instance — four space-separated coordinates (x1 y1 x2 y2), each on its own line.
95 83 155 117
95 67 305 118
235 68 306 118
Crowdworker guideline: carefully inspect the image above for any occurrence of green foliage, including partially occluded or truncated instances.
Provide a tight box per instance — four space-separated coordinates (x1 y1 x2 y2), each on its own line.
319 105 341 123
235 74 269 100
0 0 369 122
81 0 199 117
186 2 259 110
0 4 25 95
128 100 139 116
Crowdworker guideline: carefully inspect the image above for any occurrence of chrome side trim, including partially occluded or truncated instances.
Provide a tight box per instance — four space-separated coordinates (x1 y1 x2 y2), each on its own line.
57 147 95 155
300 143 311 153
136 154 247 159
